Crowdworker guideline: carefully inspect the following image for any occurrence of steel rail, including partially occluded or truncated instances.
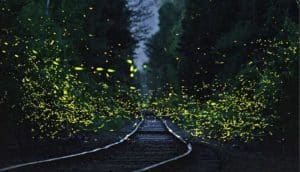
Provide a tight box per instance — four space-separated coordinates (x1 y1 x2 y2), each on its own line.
0 117 192 172
0 119 144 172
134 119 192 172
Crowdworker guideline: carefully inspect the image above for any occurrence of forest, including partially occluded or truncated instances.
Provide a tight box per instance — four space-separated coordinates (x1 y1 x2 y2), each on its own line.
0 0 298 159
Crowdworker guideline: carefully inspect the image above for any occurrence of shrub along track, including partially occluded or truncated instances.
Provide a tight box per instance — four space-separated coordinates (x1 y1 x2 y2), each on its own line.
0 115 218 172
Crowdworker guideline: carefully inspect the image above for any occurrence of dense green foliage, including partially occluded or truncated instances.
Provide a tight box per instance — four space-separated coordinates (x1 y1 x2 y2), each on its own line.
0 0 139 140
0 0 298 147
146 1 184 91
147 0 299 144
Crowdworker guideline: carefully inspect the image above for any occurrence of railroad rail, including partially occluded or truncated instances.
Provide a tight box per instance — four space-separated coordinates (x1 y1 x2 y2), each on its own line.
0 115 192 172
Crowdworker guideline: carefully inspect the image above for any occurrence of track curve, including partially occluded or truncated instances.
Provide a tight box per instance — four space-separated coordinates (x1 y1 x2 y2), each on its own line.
1 116 192 172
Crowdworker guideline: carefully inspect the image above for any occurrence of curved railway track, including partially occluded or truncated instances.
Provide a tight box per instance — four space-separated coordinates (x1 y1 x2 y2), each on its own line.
0 115 218 172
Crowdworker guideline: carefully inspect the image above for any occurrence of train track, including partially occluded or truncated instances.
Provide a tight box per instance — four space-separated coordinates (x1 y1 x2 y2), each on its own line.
0 115 211 172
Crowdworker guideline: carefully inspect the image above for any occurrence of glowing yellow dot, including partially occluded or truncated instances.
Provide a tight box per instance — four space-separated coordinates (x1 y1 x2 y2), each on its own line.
96 67 104 71
74 67 84 71
32 50 38 54
107 69 115 73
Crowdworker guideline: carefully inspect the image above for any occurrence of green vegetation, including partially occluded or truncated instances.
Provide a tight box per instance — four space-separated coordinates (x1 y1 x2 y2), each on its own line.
0 0 139 141
145 0 299 144
0 0 298 148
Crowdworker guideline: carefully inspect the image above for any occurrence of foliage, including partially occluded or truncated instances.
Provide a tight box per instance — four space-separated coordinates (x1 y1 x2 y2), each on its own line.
0 0 138 141
0 0 298 146
146 0 299 144
146 1 184 91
